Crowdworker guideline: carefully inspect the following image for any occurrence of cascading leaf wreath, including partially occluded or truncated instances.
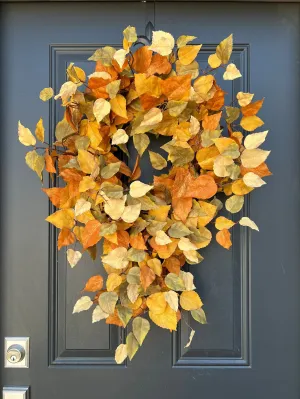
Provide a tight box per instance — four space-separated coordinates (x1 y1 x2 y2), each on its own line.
18 27 271 363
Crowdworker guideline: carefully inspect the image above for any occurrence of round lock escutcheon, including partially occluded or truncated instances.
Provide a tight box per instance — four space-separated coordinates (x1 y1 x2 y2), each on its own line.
6 344 25 364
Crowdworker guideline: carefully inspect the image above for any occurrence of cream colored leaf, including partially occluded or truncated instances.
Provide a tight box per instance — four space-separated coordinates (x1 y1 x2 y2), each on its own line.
115 344 128 364
130 181 153 198
223 63 242 80
155 230 172 245
184 250 203 264
244 131 268 150
92 305 109 323
243 172 266 187
121 203 141 223
112 129 129 145
164 291 178 312
18 121 36 146
184 329 195 348
67 249 82 268
73 296 93 314
180 271 196 291
54 81 77 103
190 116 200 137
101 247 128 269
178 237 197 251
132 317 150 345
149 151 167 170
75 198 91 216
241 149 270 168
127 284 140 303
93 98 111 123
149 30 175 56
239 217 259 231
236 92 254 107
113 49 128 68
213 155 234 177
88 71 111 80
140 108 163 127
39 87 54 101
104 196 126 220
98 291 118 314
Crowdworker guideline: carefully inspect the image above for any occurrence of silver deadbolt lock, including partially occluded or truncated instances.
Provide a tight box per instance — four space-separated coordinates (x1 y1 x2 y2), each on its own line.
4 337 29 368
7 344 25 364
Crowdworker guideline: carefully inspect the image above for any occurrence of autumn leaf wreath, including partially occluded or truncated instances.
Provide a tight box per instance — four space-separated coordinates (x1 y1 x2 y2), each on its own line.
18 27 271 363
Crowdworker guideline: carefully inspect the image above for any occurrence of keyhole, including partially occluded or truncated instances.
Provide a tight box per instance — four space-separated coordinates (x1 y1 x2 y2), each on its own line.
10 355 17 362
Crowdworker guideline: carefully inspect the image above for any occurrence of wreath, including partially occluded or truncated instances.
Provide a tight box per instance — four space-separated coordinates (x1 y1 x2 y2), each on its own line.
18 27 271 363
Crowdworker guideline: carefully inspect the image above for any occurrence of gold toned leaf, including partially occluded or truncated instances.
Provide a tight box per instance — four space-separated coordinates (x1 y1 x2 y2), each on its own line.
18 121 36 146
176 35 196 48
25 150 45 180
208 53 221 68
148 151 167 170
130 181 153 198
225 195 244 214
35 118 45 142
180 291 202 311
178 44 202 66
240 116 264 132
39 87 54 101
216 34 233 64
215 216 235 230
216 229 232 249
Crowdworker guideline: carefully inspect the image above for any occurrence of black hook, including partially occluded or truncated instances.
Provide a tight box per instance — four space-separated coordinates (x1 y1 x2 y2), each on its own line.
135 21 155 46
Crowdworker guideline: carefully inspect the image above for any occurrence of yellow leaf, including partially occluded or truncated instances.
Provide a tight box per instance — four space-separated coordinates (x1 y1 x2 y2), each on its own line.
149 304 177 330
225 195 244 213
178 45 202 66
67 64 86 86
149 30 175 56
147 258 162 276
155 230 172 245
123 25 137 43
180 291 203 310
193 75 214 103
146 292 167 314
93 98 111 123
106 273 123 291
112 129 129 145
149 205 170 222
148 151 167 170
110 94 127 119
80 120 102 149
232 179 254 195
77 149 99 174
46 209 75 229
115 344 127 364
208 53 222 68
215 216 235 230
35 118 45 143
121 204 141 223
25 150 44 180
197 201 217 227
240 116 264 132
18 121 36 146
176 35 196 48
216 34 233 64
223 63 242 80
39 87 54 101
79 176 96 192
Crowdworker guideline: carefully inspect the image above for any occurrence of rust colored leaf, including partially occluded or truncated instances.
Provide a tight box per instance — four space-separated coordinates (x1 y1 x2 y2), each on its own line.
82 220 101 249
241 98 264 117
132 46 153 73
83 275 104 292
140 265 156 291
57 228 75 250
216 229 232 250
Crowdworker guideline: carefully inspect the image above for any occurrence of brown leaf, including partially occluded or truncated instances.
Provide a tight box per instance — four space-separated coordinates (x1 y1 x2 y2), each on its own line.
140 265 156 290
132 46 153 73
163 256 181 275
241 98 264 117
202 111 222 130
146 53 172 76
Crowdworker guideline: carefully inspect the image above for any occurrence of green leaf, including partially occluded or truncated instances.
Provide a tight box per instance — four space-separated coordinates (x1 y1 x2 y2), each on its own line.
126 332 139 361
127 248 146 262
126 267 141 285
168 222 191 238
132 317 150 345
101 162 121 179
165 273 185 291
116 305 133 327
133 134 150 157
88 46 116 65
191 307 207 324
98 292 118 314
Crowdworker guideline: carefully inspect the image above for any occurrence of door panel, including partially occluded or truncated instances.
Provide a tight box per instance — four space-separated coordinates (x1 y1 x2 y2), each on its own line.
1 2 300 398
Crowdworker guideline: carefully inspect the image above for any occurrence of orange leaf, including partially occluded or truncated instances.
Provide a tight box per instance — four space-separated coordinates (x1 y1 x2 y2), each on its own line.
82 220 101 249
162 75 191 101
172 197 192 223
241 98 264 117
57 228 75 250
163 256 181 275
140 265 156 291
130 155 141 181
202 111 222 130
44 149 56 173
240 162 272 178
206 86 226 111
83 275 104 292
129 233 147 250
106 309 124 327
132 46 153 73
42 187 66 207
146 53 172 76
216 229 232 250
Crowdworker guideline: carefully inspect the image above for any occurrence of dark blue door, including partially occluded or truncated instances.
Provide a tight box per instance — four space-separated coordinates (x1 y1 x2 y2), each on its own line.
1 1 299 398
